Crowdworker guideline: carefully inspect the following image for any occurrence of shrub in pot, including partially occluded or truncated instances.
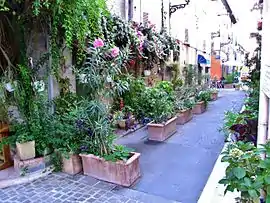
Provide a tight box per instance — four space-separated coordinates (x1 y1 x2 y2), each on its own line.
78 101 141 186
192 90 211 114
143 83 177 141
175 98 194 125
53 96 85 175
210 88 218 101
77 39 140 186
113 107 135 130
12 123 35 161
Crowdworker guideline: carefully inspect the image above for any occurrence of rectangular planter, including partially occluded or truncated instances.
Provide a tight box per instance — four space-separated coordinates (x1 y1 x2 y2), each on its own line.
80 152 141 187
147 117 177 142
224 84 233 89
16 141 36 161
192 101 206 114
62 154 82 175
14 154 52 175
211 92 218 101
176 109 193 125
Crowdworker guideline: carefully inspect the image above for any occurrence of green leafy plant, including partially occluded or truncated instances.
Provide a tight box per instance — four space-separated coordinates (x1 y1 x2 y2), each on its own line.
53 103 85 157
225 73 235 84
104 145 133 162
142 86 175 123
76 39 130 99
219 142 262 202
195 90 211 105
220 141 270 202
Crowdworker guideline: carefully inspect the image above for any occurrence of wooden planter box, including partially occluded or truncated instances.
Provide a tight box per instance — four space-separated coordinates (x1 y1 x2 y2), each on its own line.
176 109 192 125
211 92 218 101
62 154 82 175
80 152 141 187
147 117 177 142
0 124 13 170
192 101 206 114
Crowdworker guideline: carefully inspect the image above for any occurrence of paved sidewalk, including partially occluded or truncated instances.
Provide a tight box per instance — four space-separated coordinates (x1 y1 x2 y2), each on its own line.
0 90 245 203
117 89 245 203
1 173 179 203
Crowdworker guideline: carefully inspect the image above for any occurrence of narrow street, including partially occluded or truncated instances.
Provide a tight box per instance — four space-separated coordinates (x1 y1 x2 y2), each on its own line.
0 90 245 203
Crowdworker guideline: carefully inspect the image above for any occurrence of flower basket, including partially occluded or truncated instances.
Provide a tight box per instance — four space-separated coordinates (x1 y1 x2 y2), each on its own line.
80 152 141 187
176 109 193 125
62 154 82 175
147 117 177 141
192 101 206 114
16 141 35 161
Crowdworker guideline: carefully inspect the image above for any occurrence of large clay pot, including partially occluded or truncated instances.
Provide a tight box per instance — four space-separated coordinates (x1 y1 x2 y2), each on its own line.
62 154 82 175
80 152 141 187
16 141 35 161
192 101 206 114
147 117 177 142
176 109 193 125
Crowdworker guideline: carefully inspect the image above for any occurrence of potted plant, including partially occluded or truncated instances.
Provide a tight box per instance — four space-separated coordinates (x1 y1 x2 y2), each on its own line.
113 108 135 130
77 39 141 186
192 90 211 114
12 123 35 161
79 101 141 186
235 83 241 90
175 98 194 125
144 85 177 141
210 88 218 101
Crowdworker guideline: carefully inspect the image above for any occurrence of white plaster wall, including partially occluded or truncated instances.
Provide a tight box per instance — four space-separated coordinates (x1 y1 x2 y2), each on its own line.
107 0 126 18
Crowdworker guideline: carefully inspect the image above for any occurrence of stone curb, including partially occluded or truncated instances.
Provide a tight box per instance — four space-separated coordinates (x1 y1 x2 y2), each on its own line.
198 104 246 203
0 166 54 189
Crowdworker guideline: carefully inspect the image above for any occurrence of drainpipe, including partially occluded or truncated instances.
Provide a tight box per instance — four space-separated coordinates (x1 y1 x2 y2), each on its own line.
257 0 269 147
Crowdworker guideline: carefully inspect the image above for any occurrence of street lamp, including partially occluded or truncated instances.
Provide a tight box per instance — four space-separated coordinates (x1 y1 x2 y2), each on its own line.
167 0 191 33
169 0 190 17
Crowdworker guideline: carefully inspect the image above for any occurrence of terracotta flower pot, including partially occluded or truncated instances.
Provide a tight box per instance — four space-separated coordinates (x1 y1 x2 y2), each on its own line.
147 117 177 142
80 152 141 187
176 109 193 125
192 101 206 114
224 84 233 89
235 86 240 90
62 154 82 175
211 92 218 101
16 141 35 161
118 117 135 129
118 120 126 129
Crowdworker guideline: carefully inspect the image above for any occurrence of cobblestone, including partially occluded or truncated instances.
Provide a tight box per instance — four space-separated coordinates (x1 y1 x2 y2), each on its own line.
0 173 167 203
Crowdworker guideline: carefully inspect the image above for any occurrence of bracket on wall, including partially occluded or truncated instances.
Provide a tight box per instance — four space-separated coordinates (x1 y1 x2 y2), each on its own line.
211 31 220 39
169 0 190 16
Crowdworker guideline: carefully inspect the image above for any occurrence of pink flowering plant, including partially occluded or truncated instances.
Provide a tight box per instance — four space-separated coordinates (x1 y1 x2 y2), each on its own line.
77 38 130 99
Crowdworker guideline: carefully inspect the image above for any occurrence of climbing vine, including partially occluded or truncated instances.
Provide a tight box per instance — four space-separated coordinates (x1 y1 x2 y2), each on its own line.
1 0 109 77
